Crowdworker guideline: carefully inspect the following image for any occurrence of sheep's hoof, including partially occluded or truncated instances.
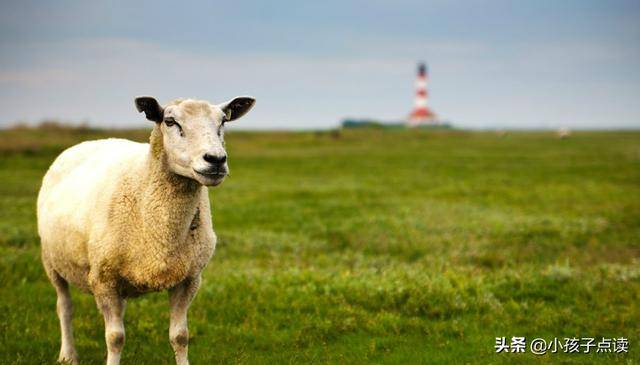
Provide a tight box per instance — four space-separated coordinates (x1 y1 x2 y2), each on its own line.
58 352 79 365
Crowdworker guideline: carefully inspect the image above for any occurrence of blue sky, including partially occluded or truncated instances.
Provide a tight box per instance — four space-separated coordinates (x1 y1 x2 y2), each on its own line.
1 0 639 129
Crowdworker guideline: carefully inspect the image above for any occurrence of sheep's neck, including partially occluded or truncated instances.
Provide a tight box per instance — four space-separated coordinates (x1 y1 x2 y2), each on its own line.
139 127 201 254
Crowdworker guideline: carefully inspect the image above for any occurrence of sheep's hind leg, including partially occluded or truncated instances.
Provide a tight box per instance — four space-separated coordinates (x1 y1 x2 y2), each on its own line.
95 291 126 365
50 273 79 364
169 276 201 365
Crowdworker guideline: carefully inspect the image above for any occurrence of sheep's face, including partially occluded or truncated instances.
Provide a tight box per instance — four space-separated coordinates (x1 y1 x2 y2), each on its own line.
135 96 255 186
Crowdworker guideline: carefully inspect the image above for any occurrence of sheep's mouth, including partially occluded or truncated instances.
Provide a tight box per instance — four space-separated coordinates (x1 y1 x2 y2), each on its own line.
194 169 227 179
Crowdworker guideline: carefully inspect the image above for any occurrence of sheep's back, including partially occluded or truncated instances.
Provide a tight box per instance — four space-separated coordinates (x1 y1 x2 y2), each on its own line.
38 138 147 274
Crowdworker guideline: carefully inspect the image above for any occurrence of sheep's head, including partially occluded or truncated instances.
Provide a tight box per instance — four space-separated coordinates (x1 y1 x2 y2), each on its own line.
135 96 255 186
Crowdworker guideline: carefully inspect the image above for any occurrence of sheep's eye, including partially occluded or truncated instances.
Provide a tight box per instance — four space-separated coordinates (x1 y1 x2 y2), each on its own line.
164 118 184 136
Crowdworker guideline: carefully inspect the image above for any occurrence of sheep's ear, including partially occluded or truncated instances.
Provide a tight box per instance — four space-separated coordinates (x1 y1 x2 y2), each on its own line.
135 96 164 123
219 96 255 122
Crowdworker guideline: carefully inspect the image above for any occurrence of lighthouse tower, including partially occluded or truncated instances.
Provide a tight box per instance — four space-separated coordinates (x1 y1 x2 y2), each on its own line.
408 62 437 126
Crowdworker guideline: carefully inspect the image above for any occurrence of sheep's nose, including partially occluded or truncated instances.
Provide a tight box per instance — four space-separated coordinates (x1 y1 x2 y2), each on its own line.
203 153 227 164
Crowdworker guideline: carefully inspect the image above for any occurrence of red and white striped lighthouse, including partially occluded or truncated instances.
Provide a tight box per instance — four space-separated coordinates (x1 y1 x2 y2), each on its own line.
408 62 437 125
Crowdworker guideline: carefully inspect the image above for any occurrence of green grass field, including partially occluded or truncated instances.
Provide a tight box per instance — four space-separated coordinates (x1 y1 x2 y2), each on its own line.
0 127 638 364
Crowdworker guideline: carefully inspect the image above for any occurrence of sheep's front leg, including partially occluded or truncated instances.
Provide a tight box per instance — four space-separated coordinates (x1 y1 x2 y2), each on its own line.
95 292 126 365
169 276 201 365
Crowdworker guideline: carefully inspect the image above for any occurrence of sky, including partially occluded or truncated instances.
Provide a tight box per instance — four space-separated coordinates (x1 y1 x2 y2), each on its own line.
1 0 639 130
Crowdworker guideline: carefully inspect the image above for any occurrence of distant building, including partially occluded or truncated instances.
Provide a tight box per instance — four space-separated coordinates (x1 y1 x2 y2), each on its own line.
407 62 440 126
341 118 404 129
341 62 452 129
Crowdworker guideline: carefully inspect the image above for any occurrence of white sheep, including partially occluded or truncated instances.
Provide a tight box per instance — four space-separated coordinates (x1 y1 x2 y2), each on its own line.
37 95 255 365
